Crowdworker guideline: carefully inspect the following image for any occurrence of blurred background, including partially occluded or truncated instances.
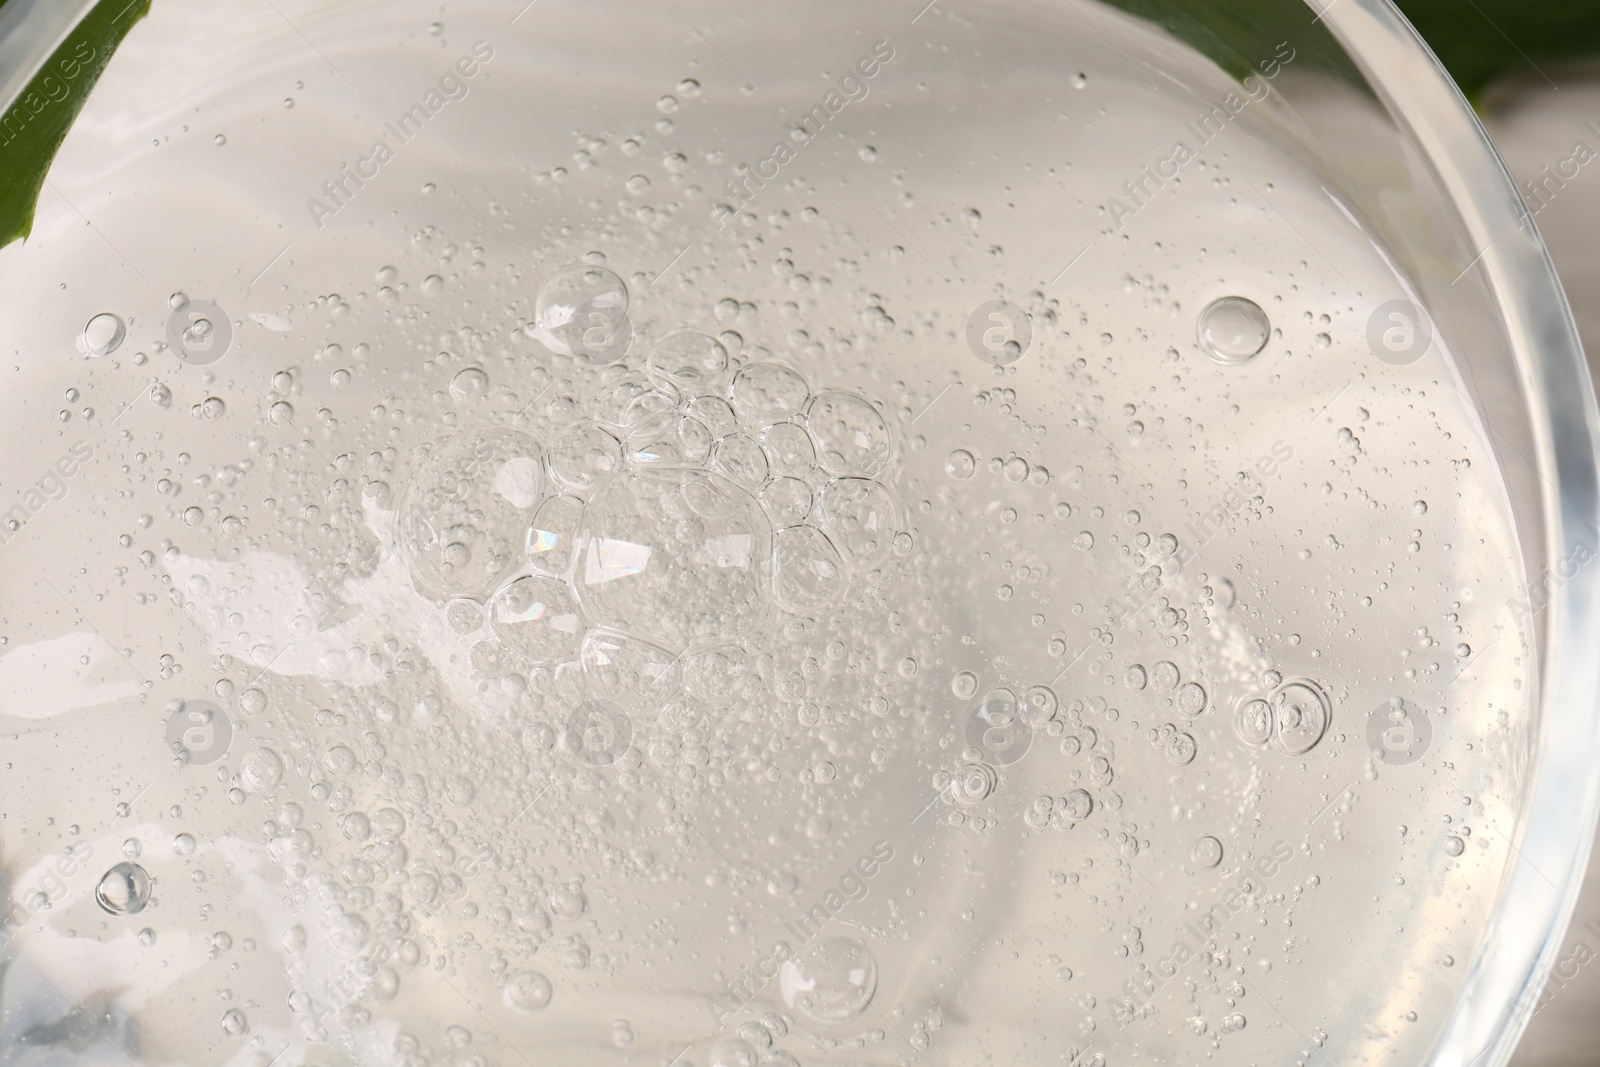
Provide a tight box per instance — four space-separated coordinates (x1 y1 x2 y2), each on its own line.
1392 2 1600 1063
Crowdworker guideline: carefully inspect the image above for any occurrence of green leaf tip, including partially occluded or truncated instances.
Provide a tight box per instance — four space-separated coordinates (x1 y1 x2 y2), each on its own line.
0 0 152 252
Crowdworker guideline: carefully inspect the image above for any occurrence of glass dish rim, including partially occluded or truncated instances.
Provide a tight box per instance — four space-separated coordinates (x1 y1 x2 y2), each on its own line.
1320 1 1600 1064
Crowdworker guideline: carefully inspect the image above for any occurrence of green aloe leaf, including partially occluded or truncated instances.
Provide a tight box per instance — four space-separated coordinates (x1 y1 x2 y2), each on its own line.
0 0 150 251
1395 0 1600 100
1098 0 1600 102
1098 0 1358 86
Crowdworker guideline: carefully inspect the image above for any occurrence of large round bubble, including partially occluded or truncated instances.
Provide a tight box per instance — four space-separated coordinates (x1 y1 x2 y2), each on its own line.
779 934 879 1033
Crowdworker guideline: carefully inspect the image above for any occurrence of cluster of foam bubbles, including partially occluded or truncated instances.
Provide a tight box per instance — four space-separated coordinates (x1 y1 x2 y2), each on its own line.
111 263 1354 1066
292 263 915 1048
399 266 903 666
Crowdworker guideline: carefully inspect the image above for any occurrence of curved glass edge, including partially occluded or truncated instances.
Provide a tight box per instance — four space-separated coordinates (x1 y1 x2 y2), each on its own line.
1319 2 1600 1066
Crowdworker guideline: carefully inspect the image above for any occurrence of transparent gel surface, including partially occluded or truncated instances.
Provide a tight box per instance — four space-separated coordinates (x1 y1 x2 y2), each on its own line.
0 2 1534 1066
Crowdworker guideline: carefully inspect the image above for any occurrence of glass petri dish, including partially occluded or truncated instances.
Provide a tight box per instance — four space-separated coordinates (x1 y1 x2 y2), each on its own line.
0 2 1595 1066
